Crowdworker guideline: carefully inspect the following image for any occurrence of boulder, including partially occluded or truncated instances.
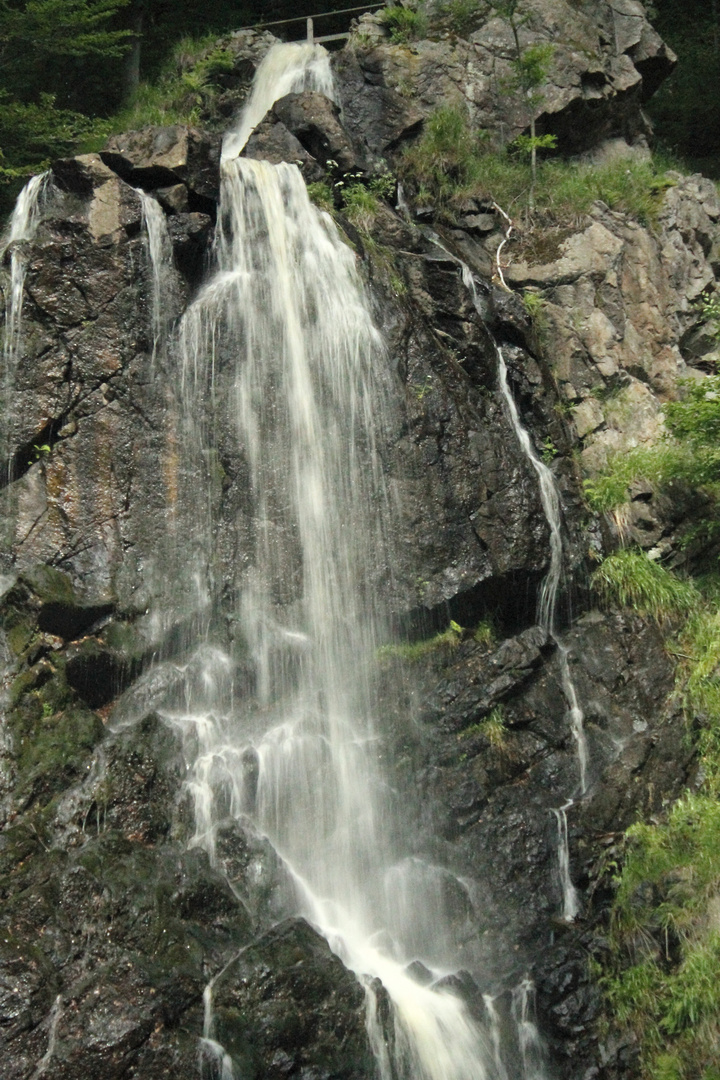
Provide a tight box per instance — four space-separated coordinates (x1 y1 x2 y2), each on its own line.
273 91 366 174
212 918 377 1080
102 125 221 202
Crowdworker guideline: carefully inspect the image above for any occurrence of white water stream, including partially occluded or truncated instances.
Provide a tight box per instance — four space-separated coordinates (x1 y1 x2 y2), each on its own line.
222 41 336 163
137 190 175 363
459 265 587 921
1 172 48 485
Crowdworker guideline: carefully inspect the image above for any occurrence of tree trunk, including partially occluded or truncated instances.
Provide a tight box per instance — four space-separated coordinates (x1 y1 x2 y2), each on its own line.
122 7 144 102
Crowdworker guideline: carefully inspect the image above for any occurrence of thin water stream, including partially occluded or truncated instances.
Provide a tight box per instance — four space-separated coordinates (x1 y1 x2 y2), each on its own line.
1 172 48 487
459 264 588 921
137 190 175 364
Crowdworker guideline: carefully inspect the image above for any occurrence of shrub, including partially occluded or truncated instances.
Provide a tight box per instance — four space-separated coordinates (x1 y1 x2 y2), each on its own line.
604 795 720 1078
473 619 496 647
400 105 677 226
307 181 334 211
435 0 485 36
582 444 688 514
342 183 381 230
107 36 235 133
379 5 428 43
663 375 720 484
400 105 486 217
591 549 699 623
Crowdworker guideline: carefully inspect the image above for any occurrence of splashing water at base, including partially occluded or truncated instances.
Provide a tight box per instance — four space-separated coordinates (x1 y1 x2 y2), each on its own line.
170 42 498 1080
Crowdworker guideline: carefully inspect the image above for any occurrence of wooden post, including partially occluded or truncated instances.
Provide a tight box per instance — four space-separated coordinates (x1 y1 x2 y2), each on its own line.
307 17 314 42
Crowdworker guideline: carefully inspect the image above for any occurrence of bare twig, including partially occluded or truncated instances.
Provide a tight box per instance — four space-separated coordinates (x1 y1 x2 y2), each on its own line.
491 200 514 291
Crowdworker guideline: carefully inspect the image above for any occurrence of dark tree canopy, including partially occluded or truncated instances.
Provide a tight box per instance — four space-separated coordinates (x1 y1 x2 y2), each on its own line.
646 0 720 174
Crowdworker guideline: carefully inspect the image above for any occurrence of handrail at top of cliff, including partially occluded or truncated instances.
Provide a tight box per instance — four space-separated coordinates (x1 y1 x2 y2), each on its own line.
235 4 385 43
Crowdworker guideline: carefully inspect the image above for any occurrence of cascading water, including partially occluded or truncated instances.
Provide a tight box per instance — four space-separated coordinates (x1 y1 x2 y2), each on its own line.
222 41 336 163
1 172 48 487
512 980 549 1080
138 190 175 363
160 40 504 1080
459 264 588 921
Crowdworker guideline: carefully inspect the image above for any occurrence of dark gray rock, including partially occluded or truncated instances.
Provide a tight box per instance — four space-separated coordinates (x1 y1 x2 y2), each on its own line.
212 918 377 1080
243 117 325 181
273 91 366 174
102 125 221 203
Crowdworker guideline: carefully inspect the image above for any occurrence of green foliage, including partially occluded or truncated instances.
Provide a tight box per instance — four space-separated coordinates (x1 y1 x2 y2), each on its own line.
591 549 699 623
512 132 557 156
582 444 686 514
368 169 396 201
509 42 555 96
663 376 720 484
0 0 131 208
435 0 485 36
522 290 548 340
697 292 720 326
602 572 720 1075
307 181 334 212
400 105 487 218
0 0 132 64
400 106 676 225
379 4 428 43
0 91 107 187
110 37 235 132
604 790 720 1078
342 183 381 231
541 436 557 464
480 705 506 748
473 619 496 647
377 621 463 663
587 376 720 514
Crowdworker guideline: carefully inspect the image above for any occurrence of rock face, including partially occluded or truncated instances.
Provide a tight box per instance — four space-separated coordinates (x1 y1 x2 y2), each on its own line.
336 0 675 159
0 5 712 1080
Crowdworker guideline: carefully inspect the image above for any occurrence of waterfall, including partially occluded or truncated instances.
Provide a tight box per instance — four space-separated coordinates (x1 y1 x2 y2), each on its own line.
168 41 500 1080
492 333 563 633
137 189 175 363
1 172 48 485
512 980 549 1080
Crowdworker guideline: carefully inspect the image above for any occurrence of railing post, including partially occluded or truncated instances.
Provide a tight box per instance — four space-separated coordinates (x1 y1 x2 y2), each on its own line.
307 17 314 42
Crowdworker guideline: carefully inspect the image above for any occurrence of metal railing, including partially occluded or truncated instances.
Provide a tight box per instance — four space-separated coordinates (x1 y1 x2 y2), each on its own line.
234 4 385 43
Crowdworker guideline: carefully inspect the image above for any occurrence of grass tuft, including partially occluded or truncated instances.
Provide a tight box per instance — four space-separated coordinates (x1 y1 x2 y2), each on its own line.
378 5 428 43
377 621 463 663
400 105 678 229
591 549 699 623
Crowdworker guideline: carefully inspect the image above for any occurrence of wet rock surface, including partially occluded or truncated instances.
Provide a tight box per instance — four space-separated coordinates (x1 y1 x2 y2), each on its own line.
0 4 711 1080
